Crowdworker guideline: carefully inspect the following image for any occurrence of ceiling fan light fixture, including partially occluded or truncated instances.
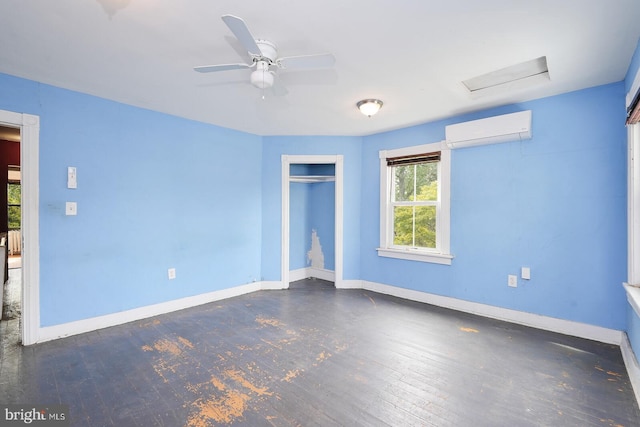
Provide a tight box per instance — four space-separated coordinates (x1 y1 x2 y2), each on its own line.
357 99 383 117
251 68 274 89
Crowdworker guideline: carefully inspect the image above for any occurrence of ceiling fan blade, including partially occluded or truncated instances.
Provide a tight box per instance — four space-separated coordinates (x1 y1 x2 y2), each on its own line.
194 63 252 73
221 14 262 57
277 53 335 70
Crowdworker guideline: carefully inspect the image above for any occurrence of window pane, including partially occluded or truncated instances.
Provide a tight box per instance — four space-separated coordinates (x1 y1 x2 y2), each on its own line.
8 205 20 230
393 165 416 202
415 163 438 201
414 206 436 248
7 183 20 204
393 206 414 245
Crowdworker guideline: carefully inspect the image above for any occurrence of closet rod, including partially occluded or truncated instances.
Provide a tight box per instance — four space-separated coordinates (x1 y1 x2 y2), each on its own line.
289 175 336 183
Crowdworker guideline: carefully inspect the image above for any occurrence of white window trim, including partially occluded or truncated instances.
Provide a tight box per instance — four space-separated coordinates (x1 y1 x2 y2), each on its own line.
378 141 452 265
627 62 640 316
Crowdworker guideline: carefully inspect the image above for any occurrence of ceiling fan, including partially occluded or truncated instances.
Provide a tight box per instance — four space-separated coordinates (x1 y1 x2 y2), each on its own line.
194 15 335 94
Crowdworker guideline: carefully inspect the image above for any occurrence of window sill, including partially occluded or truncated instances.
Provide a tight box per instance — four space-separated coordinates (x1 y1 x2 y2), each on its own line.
377 248 453 265
625 283 640 318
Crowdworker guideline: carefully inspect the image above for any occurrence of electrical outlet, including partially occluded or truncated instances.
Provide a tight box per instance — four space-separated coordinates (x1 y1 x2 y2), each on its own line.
65 202 77 216
168 268 176 280
508 275 518 287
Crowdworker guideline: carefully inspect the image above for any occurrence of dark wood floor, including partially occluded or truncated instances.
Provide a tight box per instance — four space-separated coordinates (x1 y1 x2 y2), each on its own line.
1 278 639 426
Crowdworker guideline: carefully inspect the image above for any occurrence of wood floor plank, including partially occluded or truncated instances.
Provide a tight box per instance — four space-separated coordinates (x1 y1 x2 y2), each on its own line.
0 278 638 426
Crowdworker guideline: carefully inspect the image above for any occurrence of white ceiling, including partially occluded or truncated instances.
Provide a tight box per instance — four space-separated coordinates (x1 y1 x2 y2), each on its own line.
1 0 639 136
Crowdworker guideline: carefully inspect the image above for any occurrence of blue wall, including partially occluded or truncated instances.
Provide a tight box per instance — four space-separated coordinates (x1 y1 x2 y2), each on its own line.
289 182 310 270
309 181 335 271
0 73 263 326
288 180 335 272
360 84 628 330
0 68 633 334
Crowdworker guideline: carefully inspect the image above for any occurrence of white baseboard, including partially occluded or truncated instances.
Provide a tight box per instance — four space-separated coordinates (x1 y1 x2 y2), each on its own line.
289 267 335 283
289 268 308 282
360 280 622 345
336 279 364 289
36 282 262 343
621 332 640 405
261 280 287 290
34 276 624 347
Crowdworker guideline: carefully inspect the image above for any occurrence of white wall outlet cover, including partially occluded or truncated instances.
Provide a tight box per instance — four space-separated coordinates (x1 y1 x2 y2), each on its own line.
168 268 176 279
508 274 518 287
65 202 77 216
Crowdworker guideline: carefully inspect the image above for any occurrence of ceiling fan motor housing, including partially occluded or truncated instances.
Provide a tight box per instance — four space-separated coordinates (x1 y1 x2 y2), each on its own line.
254 40 278 62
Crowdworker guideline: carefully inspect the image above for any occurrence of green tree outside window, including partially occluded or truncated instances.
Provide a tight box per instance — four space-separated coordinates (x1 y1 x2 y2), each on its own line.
7 183 21 230
392 163 438 248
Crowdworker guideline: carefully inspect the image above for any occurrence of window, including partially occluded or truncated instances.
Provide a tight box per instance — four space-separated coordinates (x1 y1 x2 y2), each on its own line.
378 142 452 265
7 182 20 230
8 166 20 230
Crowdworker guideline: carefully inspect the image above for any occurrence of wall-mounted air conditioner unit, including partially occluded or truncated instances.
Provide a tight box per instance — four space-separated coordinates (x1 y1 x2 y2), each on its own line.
445 110 532 149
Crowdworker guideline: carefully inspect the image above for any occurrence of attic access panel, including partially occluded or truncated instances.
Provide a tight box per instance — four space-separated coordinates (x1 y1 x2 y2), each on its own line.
463 56 549 94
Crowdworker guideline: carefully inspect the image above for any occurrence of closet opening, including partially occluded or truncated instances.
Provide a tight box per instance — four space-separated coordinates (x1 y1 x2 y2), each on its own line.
281 155 343 288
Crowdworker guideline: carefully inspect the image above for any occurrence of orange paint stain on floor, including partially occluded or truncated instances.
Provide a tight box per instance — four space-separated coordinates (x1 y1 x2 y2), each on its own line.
186 389 250 426
260 338 283 350
365 294 377 307
224 369 272 396
255 316 285 327
314 351 332 365
138 319 161 328
150 338 188 356
335 343 348 352
459 327 479 333
185 372 274 426
282 369 302 382
178 336 195 349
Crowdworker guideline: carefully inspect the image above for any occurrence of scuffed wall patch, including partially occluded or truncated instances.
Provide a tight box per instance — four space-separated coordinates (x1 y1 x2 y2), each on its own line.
307 229 325 269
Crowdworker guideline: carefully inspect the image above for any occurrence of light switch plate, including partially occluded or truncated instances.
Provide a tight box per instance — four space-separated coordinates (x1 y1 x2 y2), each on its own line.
521 267 531 280
65 202 77 216
67 167 77 189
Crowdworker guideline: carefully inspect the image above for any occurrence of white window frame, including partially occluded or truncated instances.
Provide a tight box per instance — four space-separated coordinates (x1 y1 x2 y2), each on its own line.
377 141 453 265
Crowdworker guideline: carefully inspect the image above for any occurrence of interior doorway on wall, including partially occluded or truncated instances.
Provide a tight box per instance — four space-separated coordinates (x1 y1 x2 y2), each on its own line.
289 163 336 284
281 155 344 289
0 110 39 346
1 126 22 345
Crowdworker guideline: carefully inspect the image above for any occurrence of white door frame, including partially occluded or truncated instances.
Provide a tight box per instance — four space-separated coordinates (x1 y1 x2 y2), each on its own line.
0 110 39 345
281 155 344 288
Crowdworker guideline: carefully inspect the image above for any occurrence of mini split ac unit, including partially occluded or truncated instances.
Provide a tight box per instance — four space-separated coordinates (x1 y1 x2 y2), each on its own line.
445 110 532 149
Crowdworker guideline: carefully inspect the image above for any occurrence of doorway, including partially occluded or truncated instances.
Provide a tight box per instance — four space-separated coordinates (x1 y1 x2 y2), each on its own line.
281 155 343 288
2 136 22 342
0 110 40 345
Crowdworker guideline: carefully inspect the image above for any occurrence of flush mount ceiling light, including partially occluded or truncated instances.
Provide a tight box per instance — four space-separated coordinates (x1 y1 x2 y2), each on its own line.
357 99 383 117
